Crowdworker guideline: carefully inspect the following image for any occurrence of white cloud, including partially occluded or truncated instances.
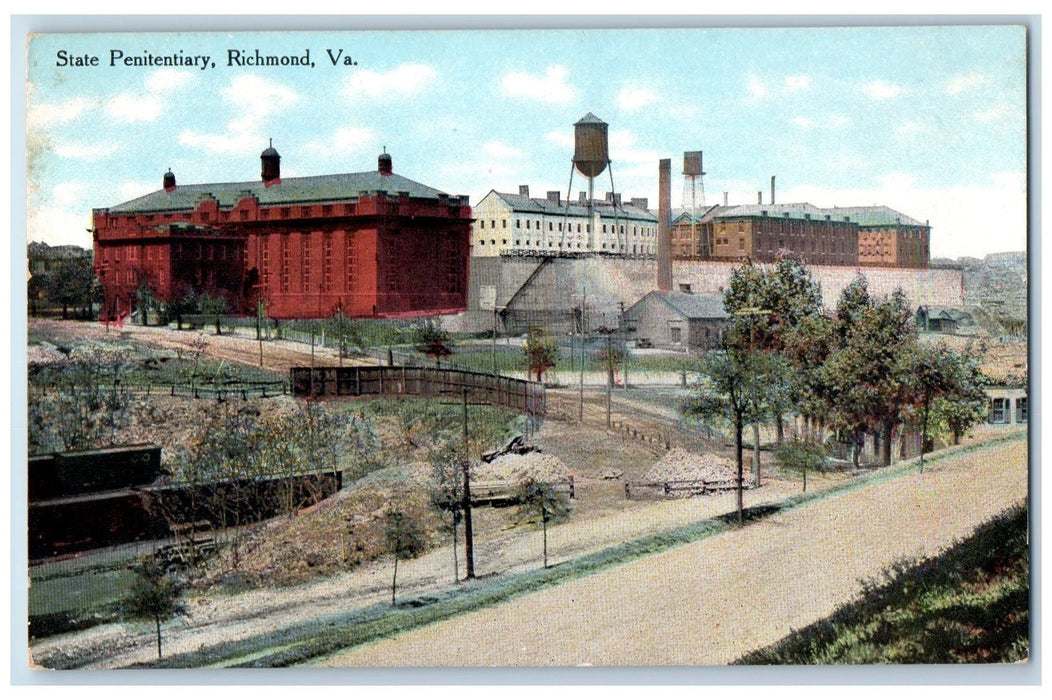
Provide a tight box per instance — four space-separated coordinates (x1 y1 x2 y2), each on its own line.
334 126 376 150
27 96 92 129
179 74 299 155
746 75 768 99
792 116 814 128
483 141 523 159
545 130 574 149
779 172 1026 258
120 181 159 201
894 120 925 138
178 126 262 156
53 140 119 160
946 72 986 95
342 63 437 100
27 205 94 248
147 68 193 93
617 86 658 111
501 65 575 104
608 129 661 177
53 182 84 207
785 75 811 91
222 74 299 117
106 93 163 123
861 80 904 99
974 105 1016 123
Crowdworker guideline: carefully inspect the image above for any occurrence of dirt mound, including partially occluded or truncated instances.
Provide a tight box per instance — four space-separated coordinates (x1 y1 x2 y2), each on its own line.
196 463 443 588
642 448 735 483
474 451 572 484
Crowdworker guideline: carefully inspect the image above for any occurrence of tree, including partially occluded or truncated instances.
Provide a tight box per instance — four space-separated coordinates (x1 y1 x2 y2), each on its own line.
415 318 454 366
775 436 827 493
136 280 158 325
516 478 571 569
45 256 99 319
198 293 228 335
384 508 427 606
723 255 824 445
903 342 988 469
824 279 917 468
123 556 186 660
523 325 559 382
429 439 465 583
684 343 789 524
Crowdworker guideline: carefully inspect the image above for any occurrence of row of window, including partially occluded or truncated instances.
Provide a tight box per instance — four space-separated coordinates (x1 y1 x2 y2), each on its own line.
990 397 1027 424
477 218 655 237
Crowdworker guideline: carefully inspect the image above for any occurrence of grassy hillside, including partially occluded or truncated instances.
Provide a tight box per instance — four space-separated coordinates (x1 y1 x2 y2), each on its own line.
735 503 1029 664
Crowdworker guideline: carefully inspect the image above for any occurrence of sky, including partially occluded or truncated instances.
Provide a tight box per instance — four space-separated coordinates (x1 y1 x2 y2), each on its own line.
23 23 1029 259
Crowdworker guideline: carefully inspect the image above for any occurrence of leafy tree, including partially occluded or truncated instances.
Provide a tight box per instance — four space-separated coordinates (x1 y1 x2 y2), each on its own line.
903 342 988 469
45 256 99 319
684 344 791 524
523 325 559 382
415 318 454 366
197 293 228 335
136 280 157 325
824 280 916 467
516 478 571 569
723 255 824 445
123 556 186 660
775 436 827 493
384 507 427 606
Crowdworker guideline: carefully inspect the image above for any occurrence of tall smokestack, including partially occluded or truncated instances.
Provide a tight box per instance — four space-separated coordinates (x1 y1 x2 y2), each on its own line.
658 158 672 293
771 175 776 205
723 191 728 206
758 191 763 205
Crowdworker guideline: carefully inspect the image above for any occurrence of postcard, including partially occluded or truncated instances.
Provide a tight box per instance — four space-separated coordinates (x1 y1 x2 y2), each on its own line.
19 20 1031 680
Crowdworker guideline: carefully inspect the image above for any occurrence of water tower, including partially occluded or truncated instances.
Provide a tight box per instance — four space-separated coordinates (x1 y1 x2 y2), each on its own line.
563 113 620 253
682 151 706 257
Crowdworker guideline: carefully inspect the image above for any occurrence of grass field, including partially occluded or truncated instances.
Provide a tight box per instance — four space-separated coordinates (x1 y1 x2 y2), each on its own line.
735 503 1030 664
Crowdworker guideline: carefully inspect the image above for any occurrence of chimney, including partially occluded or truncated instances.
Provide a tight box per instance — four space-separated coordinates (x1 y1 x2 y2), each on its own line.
630 197 648 209
546 191 561 205
579 191 587 204
757 191 763 205
771 175 776 206
378 151 393 176
723 191 729 206
519 185 530 198
658 158 672 293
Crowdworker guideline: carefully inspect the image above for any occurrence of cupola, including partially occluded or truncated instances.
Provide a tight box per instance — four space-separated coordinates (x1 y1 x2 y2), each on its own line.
163 168 176 192
261 139 281 184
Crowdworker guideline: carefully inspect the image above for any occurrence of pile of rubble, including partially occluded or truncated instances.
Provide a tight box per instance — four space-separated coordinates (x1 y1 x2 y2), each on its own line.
641 448 736 483
473 450 572 484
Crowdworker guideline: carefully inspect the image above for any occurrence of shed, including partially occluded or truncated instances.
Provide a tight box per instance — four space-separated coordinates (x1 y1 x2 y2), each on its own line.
623 290 728 351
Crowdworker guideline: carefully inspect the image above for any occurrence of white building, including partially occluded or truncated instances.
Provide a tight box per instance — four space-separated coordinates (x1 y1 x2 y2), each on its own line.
472 186 658 258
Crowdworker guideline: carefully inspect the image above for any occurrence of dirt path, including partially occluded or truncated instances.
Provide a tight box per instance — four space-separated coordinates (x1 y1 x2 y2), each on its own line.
316 438 1028 667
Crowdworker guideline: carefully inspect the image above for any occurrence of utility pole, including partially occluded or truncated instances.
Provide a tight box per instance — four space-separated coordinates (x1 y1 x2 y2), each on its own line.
579 286 586 423
605 332 612 428
461 387 475 579
619 300 628 390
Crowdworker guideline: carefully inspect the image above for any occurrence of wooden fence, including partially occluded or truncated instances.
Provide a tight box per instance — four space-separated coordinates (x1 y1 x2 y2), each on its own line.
624 478 740 500
290 365 546 417
471 476 575 507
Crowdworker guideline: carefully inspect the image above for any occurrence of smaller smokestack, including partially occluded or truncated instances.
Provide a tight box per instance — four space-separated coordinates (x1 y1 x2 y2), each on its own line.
519 185 530 198
771 175 776 205
758 191 763 205
723 192 729 206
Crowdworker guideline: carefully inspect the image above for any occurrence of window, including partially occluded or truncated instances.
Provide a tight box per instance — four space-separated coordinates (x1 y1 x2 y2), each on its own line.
1016 397 1028 424
516 219 521 228
670 327 682 343
480 220 485 229
990 398 1010 424
526 221 531 230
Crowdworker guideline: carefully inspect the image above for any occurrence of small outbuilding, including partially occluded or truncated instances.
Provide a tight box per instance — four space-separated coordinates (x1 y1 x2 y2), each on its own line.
622 290 728 351
916 305 978 334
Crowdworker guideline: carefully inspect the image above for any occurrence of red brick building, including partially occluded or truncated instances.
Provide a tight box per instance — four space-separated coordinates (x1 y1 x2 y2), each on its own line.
92 146 473 320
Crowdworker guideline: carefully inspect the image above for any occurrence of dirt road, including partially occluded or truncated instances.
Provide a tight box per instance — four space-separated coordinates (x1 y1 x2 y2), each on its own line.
316 438 1028 667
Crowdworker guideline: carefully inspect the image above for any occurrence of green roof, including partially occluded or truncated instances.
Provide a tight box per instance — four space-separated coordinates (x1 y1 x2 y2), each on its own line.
106 171 458 214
